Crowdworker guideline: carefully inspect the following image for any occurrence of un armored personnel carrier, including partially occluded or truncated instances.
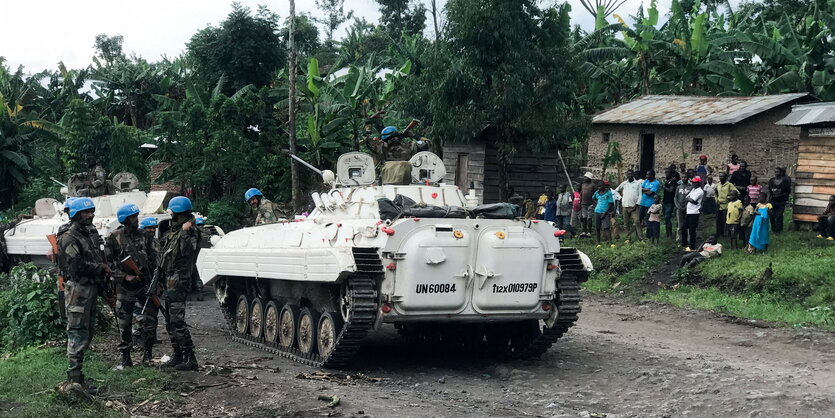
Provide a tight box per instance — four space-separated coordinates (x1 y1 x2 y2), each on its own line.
196 152 593 367
2 172 217 269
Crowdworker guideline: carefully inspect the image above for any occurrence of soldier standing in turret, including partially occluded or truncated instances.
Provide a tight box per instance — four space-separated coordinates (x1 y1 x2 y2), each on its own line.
105 204 158 366
364 123 431 184
245 188 280 225
76 157 107 197
59 197 111 392
159 196 201 370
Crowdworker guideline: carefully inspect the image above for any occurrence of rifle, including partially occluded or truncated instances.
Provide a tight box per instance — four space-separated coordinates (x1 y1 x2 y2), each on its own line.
121 256 167 319
100 247 120 332
47 234 66 321
402 119 421 138
46 234 64 290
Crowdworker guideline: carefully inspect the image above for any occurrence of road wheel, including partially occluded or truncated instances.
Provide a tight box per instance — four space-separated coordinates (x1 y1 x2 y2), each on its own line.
298 308 321 355
250 297 265 338
317 312 344 358
278 304 300 349
235 294 250 335
263 301 280 343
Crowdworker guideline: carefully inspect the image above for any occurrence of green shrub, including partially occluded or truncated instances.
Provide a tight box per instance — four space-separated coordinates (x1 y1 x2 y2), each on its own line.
0 263 62 351
206 198 246 232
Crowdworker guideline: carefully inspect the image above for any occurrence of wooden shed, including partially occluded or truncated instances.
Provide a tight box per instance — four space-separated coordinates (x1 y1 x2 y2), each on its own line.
442 126 572 204
776 102 835 223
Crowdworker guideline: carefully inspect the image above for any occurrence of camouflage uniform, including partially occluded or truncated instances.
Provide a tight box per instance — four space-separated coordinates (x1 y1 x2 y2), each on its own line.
105 226 158 359
77 165 107 197
366 137 432 185
255 198 280 225
58 222 105 383
161 216 202 363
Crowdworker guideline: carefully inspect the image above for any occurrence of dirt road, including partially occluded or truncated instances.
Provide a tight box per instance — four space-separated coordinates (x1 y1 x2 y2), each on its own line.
167 290 834 417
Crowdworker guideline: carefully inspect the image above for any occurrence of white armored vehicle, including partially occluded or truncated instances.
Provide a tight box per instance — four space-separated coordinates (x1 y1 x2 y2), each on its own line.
2 172 216 269
197 152 593 367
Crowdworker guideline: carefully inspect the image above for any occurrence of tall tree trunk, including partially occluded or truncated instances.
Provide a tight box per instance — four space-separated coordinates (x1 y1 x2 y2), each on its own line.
288 0 301 213
431 0 440 40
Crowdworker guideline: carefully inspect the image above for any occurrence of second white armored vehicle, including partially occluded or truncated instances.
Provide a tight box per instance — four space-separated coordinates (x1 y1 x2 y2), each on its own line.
196 152 593 367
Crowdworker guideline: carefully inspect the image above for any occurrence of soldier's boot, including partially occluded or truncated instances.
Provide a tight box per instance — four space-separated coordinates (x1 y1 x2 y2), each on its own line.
175 348 198 371
161 346 183 368
141 343 153 365
120 351 133 367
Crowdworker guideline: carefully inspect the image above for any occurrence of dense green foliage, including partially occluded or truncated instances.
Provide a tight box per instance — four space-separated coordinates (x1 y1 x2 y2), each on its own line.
1 0 834 227
0 264 62 350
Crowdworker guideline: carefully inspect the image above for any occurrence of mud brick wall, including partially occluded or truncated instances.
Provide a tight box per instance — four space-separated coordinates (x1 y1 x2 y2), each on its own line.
588 124 731 176
731 107 801 177
587 106 800 180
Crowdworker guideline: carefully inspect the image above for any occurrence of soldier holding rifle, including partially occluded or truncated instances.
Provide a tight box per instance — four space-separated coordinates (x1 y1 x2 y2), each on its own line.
105 204 159 366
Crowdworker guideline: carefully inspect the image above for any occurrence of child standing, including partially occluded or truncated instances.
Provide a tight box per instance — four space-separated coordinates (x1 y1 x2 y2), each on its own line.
646 195 662 243
747 176 762 203
739 195 756 245
725 190 743 250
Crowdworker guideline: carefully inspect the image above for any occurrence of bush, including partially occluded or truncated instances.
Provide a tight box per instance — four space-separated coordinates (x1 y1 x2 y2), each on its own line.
0 263 62 351
206 198 247 232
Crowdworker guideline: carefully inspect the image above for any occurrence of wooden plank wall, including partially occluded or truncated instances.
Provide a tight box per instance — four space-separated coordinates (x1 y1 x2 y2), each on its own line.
442 143 486 203
793 135 835 222
483 145 566 203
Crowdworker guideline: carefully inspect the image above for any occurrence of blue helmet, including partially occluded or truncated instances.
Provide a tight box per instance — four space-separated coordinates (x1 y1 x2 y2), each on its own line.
381 126 398 141
68 197 96 218
168 196 193 213
244 188 263 202
195 217 205 225
139 217 158 229
116 203 141 223
63 197 77 212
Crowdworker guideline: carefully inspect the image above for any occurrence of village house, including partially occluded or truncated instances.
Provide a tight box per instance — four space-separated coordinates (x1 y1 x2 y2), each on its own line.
442 126 576 204
586 94 808 178
776 102 835 225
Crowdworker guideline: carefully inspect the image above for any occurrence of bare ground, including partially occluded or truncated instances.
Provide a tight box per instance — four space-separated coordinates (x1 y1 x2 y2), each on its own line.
160 289 835 418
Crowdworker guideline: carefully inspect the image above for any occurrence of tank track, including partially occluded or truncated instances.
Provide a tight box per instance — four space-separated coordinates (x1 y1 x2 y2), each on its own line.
512 276 582 359
225 276 379 368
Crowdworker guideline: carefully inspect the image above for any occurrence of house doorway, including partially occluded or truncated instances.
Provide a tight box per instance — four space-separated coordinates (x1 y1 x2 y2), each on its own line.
639 133 655 175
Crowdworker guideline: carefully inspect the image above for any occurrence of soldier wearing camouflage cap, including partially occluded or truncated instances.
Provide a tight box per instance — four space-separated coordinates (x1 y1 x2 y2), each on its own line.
58 197 112 392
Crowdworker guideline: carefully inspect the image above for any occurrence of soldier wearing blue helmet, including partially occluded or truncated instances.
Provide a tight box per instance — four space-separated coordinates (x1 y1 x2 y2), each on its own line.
244 188 281 225
58 197 112 391
105 204 158 366
159 196 201 370
362 118 431 184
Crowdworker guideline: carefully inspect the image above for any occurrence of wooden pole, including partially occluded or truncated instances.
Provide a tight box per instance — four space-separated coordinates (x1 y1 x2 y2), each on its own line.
288 0 301 212
557 150 575 195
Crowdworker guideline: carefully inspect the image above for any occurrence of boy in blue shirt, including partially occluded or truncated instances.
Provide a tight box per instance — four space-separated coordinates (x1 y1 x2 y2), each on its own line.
592 181 615 246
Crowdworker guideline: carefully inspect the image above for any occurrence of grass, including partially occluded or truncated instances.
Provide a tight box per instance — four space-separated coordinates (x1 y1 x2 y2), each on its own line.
652 286 835 328
569 214 835 330
0 341 180 417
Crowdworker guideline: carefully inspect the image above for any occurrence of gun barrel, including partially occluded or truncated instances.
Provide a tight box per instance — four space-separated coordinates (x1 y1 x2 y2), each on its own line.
287 152 323 175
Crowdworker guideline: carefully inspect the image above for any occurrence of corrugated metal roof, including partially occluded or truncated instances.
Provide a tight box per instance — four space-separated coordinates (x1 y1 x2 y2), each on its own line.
593 93 808 125
775 102 835 125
